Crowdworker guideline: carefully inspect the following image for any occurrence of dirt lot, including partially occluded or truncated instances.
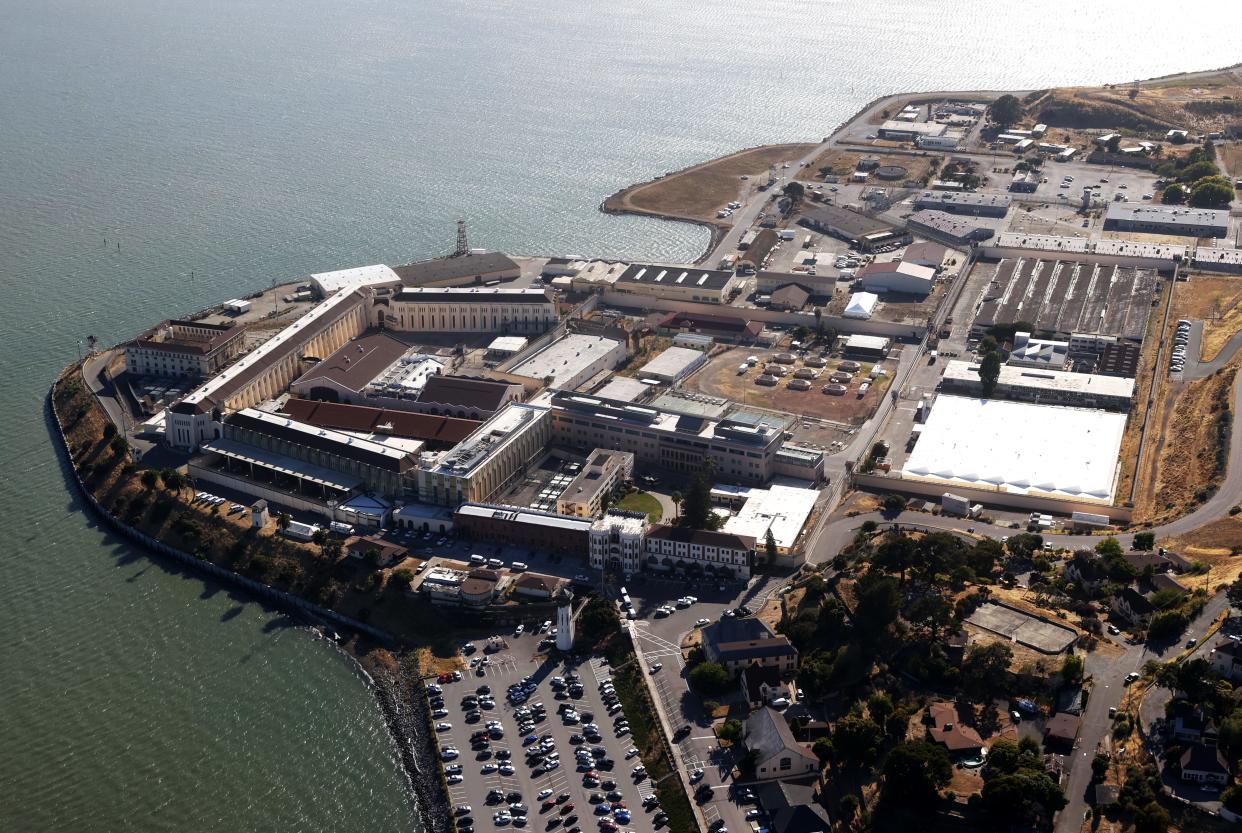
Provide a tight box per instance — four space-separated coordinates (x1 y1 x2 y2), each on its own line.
1174 273 1242 361
1162 515 1242 587
603 143 816 224
805 148 941 184
1218 142 1242 178
1144 357 1239 525
682 346 896 426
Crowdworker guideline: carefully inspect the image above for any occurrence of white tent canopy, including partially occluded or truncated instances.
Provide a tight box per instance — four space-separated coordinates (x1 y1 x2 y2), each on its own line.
843 291 879 319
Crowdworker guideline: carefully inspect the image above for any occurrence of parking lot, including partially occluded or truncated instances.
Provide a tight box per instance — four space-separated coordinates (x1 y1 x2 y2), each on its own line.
430 630 664 833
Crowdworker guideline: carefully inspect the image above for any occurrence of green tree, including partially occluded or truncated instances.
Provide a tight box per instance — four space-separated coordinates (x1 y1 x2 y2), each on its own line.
989 95 1023 128
276 512 290 531
881 741 951 808
679 474 716 531
578 596 620 644
689 661 731 695
391 568 414 586
1189 176 1235 209
1217 713 1242 763
1095 537 1123 558
139 469 158 490
764 529 778 565
1133 800 1170 833
1107 134 1122 153
979 350 1002 397
109 435 129 458
868 692 894 724
782 181 806 205
1132 532 1155 551
881 493 907 513
1162 183 1187 204
962 642 1013 702
1061 653 1085 686
1227 576 1242 609
1178 159 1220 183
832 714 884 768
1006 533 1044 559
719 718 743 742
853 572 901 637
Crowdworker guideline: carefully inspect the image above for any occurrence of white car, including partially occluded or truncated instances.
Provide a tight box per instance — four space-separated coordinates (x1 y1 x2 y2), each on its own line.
482 763 498 774
436 722 453 731
538 789 553 800
514 624 525 636
499 764 515 776
447 774 464 784
689 769 704 783
649 663 662 674
695 618 710 627
625 747 639 759
441 747 459 760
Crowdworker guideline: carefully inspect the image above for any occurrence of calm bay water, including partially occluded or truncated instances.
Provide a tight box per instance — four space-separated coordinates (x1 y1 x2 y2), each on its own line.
0 0 1236 829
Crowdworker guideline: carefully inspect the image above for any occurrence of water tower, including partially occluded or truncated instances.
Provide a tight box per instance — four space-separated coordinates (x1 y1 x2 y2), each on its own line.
555 587 575 652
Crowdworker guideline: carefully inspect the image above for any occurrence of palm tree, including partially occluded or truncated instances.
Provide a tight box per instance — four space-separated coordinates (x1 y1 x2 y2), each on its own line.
670 491 682 521
276 512 290 532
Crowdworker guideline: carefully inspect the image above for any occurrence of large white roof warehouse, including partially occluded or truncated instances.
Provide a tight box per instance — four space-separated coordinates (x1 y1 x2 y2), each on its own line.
901 396 1126 504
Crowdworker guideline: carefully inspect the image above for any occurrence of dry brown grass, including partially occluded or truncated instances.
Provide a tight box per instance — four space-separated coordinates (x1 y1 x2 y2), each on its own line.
1032 76 1242 135
604 144 816 224
1174 274 1242 360
1117 299 1169 516
1146 358 1239 525
1162 516 1242 587
1218 143 1242 178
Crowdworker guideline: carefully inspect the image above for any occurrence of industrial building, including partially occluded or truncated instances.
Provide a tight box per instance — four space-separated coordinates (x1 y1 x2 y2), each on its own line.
855 260 936 295
409 375 526 420
555 449 634 517
796 204 911 251
914 191 1012 218
613 263 739 304
939 360 1135 411
592 376 649 403
1008 332 1069 369
289 330 444 405
878 120 948 141
902 395 1127 504
638 345 709 384
587 513 757 580
278 398 480 448
548 391 792 485
417 402 552 505
907 210 995 245
510 333 627 391
200 406 421 501
167 288 372 450
379 287 557 334
1009 171 1040 192
309 264 402 297
841 334 890 359
972 257 1159 343
655 311 764 344
125 319 246 379
453 503 592 554
768 283 810 312
756 271 834 299
391 252 521 287
902 242 948 271
1103 204 1229 238
720 484 819 555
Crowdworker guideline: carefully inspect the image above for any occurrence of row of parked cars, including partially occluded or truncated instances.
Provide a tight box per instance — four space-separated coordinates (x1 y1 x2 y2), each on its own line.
1171 319 1192 373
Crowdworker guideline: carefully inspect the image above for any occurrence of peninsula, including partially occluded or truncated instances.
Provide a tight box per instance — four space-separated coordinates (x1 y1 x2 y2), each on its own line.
53 64 1242 833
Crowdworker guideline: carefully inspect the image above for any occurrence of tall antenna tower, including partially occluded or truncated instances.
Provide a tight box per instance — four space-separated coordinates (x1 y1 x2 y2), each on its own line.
455 219 469 257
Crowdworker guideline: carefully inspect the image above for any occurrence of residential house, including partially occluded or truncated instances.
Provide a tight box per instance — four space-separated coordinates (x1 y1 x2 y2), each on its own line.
1172 706 1219 746
742 663 793 709
1109 586 1155 627
926 702 984 758
1180 744 1230 785
943 629 969 665
512 573 563 600
1044 712 1082 750
344 535 407 568
1064 552 1108 593
702 618 799 675
743 707 820 781
756 782 832 833
1152 573 1189 594
1209 639 1242 683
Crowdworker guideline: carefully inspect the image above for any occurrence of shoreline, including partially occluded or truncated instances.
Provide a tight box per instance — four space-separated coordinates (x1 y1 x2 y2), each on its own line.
45 370 451 833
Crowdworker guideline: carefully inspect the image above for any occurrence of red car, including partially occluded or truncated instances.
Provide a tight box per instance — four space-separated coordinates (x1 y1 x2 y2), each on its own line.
598 822 617 831
542 801 556 812
560 804 575 815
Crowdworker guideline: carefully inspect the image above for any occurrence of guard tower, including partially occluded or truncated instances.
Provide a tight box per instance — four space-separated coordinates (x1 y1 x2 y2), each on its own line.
555 587 575 652
455 219 469 257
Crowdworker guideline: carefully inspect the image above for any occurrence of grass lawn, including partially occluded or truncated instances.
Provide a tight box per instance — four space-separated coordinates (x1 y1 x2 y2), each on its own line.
615 491 663 522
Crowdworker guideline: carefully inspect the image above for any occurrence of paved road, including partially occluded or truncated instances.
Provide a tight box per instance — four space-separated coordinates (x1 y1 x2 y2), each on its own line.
1053 594 1229 832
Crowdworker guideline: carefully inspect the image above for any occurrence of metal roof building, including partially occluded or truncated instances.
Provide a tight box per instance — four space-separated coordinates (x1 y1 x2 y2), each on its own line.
1104 204 1229 238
